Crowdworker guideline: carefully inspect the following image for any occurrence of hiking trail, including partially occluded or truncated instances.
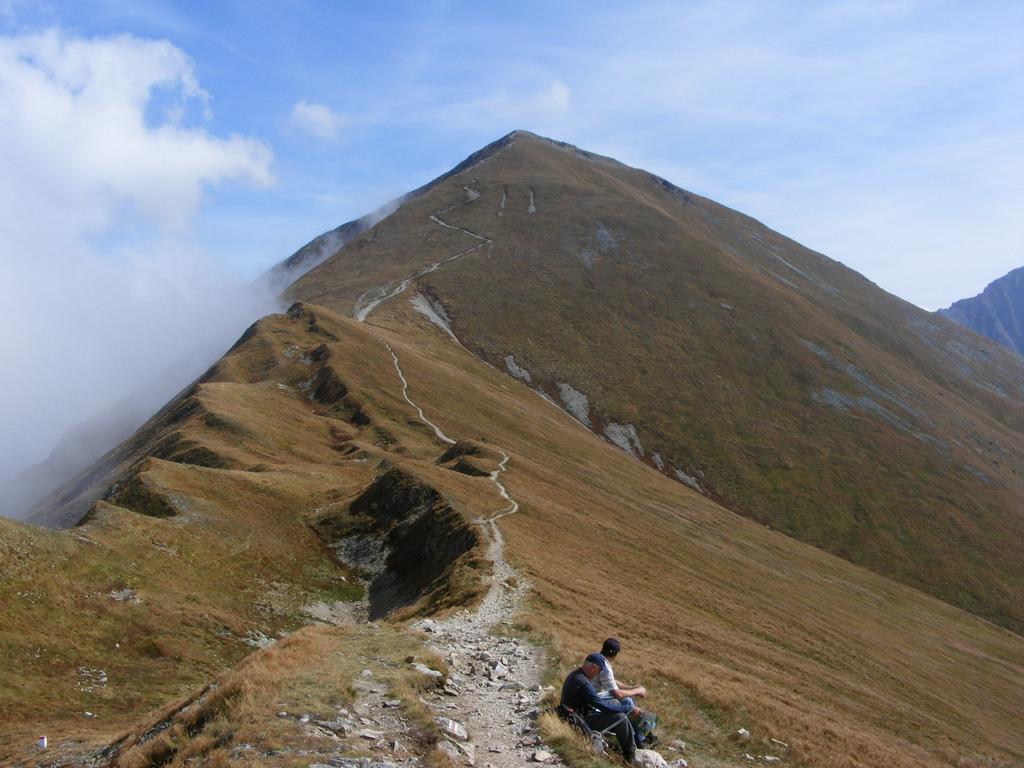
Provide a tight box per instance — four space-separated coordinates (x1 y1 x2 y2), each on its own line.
353 186 491 322
347 189 557 768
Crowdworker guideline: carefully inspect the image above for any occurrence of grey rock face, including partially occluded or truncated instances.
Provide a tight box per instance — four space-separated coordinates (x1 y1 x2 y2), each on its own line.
939 266 1024 355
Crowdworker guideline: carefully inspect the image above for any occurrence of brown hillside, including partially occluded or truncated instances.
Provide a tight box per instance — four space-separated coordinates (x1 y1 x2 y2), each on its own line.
288 130 1024 633
5 302 1023 767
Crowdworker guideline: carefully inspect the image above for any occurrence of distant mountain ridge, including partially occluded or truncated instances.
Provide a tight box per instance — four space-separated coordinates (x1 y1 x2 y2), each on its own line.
939 266 1024 355
263 198 403 292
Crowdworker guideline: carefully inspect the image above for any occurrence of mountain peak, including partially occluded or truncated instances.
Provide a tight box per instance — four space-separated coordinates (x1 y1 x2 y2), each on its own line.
284 132 1024 637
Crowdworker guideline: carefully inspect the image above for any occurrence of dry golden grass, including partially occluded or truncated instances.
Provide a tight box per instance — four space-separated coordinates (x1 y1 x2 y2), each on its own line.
0 309 484 762
366 299 1024 768
110 623 430 768
2 301 1022 768
537 711 620 768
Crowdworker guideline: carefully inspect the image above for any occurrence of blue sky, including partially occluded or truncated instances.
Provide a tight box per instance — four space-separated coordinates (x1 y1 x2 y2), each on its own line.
2 0 1020 303
0 0 1022 482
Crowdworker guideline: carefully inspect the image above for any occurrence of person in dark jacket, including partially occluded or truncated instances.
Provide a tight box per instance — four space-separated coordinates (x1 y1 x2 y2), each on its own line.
559 653 636 762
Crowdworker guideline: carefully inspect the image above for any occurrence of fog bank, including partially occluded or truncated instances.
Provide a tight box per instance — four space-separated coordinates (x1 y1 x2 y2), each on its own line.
0 243 282 518
0 29 275 517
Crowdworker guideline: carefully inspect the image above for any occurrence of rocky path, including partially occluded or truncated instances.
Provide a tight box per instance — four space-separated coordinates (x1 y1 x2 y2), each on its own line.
346 185 561 768
408 478 553 768
382 335 554 768
376 325 555 768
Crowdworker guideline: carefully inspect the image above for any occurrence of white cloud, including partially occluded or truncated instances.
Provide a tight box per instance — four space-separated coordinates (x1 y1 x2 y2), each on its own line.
0 29 272 231
0 29 276 501
288 99 347 140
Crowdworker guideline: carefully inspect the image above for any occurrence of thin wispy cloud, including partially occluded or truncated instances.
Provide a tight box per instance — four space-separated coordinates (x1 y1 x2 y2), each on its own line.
412 80 571 135
288 98 347 141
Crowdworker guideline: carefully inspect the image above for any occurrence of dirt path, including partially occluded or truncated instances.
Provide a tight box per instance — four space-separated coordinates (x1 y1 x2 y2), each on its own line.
384 341 457 446
345 187 559 768
403 422 552 768
354 186 491 322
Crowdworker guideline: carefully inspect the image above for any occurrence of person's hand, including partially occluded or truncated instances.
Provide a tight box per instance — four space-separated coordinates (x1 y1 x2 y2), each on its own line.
630 706 642 717
635 686 647 698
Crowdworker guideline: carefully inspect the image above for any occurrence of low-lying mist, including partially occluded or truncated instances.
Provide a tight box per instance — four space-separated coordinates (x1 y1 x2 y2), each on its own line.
0 245 284 519
0 29 278 520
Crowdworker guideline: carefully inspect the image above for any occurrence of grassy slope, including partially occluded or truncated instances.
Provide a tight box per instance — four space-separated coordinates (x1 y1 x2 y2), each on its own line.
289 131 1024 634
372 300 1024 767
3 303 1023 767
0 308 490 762
107 623 444 768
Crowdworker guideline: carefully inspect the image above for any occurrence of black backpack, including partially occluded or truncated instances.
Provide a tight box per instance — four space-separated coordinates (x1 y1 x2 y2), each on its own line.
556 704 593 737
558 704 619 755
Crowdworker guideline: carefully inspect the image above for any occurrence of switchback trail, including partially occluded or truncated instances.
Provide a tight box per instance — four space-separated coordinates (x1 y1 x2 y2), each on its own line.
347 186 554 768
353 186 491 322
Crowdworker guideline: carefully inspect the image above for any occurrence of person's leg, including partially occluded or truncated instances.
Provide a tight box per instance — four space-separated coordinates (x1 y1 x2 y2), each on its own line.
586 712 636 762
607 697 643 745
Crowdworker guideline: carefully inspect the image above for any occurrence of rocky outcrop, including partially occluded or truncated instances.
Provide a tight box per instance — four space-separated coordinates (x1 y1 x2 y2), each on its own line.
940 266 1024 355
312 468 481 618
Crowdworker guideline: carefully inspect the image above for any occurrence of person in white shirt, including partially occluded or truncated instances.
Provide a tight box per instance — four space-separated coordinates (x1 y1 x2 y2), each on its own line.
595 637 647 718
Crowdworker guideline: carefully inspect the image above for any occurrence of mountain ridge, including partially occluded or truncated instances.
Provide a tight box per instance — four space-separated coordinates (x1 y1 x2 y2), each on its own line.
939 265 1024 355
5 300 1024 767
6 131 1024 764
283 129 1024 632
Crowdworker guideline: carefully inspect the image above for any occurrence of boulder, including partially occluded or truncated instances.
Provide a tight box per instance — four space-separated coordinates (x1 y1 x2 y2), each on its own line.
413 662 444 679
488 662 509 680
436 717 469 741
315 718 350 734
634 750 668 768
531 750 553 763
455 740 476 763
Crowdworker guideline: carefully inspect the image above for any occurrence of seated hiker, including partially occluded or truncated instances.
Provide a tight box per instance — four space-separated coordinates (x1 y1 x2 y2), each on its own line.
560 652 637 763
595 638 654 746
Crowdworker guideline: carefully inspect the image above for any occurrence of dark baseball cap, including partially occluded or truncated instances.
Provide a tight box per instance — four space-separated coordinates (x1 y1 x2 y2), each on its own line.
601 638 621 655
585 652 605 666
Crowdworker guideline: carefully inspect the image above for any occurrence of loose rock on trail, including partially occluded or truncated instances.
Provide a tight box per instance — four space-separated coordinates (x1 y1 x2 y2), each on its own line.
348 236 562 768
